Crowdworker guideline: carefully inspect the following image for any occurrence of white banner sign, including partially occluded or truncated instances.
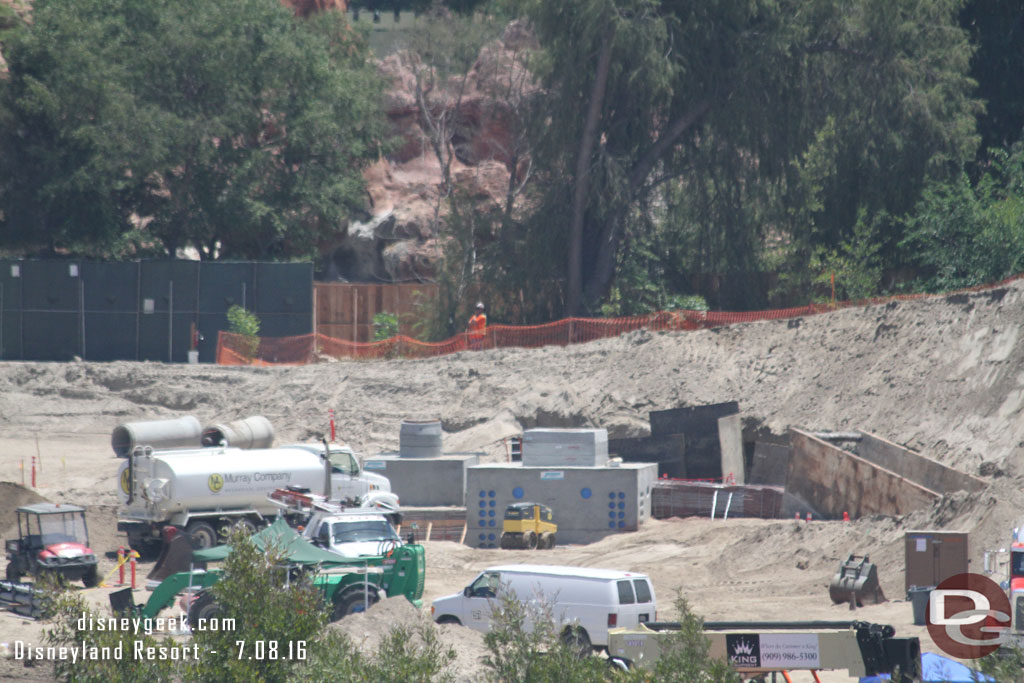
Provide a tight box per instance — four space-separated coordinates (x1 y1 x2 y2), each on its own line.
758 633 820 668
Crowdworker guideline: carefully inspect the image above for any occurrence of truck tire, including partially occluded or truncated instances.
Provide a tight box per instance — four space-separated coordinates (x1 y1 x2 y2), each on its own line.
188 590 221 628
187 522 218 550
82 565 99 588
547 533 556 549
128 534 162 560
330 587 379 622
561 626 592 658
524 531 538 550
5 563 21 583
228 518 258 536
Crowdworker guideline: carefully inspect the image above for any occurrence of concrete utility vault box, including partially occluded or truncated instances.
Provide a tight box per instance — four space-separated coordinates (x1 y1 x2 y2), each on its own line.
905 530 969 593
522 428 609 467
465 462 658 548
364 454 479 507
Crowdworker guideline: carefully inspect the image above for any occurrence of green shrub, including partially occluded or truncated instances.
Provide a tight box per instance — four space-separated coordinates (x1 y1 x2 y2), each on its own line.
373 311 399 341
226 305 261 361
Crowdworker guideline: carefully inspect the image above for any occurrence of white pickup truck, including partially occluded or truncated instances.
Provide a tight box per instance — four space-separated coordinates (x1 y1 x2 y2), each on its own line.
304 510 404 558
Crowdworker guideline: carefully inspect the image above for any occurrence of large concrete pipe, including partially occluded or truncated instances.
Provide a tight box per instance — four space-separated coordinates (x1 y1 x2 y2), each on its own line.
201 416 274 449
111 416 202 458
399 419 443 458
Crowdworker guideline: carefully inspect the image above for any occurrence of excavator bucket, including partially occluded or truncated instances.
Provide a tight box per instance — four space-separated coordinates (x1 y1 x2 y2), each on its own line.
148 532 193 582
109 587 136 616
829 554 886 606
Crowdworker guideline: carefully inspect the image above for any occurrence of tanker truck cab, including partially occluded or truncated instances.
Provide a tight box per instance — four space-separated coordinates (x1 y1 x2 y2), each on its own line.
283 443 392 502
431 564 656 652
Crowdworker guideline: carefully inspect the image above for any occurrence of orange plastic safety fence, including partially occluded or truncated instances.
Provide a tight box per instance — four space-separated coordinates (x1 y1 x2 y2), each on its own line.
216 273 1024 365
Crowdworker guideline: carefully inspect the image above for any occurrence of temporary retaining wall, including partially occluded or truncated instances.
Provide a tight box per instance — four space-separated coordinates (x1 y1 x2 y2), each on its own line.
786 429 940 518
855 431 986 494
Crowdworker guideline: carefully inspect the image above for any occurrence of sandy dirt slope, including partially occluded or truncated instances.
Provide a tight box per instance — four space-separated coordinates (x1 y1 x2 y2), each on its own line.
1 280 1023 680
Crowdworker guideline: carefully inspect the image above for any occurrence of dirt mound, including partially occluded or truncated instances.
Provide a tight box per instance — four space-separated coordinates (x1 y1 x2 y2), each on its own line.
0 482 47 537
328 597 489 681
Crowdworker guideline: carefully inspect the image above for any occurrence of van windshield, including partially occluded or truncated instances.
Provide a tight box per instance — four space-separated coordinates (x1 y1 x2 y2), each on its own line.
468 572 501 598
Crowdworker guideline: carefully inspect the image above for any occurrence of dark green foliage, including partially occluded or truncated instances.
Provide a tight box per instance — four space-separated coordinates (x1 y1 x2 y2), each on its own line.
630 596 741 683
481 590 738 682
296 623 456 682
901 146 1024 291
373 311 400 341
0 0 384 260
227 305 261 359
481 590 610 682
44 591 181 682
960 0 1024 154
515 0 979 313
977 646 1024 683
186 527 327 682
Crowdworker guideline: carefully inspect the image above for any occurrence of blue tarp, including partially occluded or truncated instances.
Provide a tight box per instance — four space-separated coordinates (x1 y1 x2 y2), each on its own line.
859 652 994 683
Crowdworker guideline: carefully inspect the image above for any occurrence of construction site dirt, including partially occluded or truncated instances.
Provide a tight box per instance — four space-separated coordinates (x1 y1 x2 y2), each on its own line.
2 279 1024 681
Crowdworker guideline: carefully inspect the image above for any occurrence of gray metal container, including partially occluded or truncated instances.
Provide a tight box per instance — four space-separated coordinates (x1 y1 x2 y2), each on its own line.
399 419 443 458
201 415 274 450
111 416 202 458
522 428 609 467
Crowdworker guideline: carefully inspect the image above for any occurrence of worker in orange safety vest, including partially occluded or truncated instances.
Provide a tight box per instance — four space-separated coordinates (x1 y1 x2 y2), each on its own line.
468 302 487 350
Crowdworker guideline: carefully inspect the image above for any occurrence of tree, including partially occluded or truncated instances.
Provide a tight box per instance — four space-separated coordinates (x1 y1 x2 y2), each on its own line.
186 527 327 682
519 0 980 313
0 0 385 260
960 0 1024 155
901 145 1024 291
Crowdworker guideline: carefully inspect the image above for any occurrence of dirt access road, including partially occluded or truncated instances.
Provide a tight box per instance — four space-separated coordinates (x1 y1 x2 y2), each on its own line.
2 280 1024 680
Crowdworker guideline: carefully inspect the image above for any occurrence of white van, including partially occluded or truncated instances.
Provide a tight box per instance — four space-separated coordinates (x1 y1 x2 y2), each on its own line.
431 564 657 651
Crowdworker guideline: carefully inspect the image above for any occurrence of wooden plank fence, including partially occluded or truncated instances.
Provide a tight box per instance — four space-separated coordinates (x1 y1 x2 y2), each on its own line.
314 282 437 343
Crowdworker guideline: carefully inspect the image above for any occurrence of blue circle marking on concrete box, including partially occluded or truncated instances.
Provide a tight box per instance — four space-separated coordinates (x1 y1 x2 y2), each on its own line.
480 490 486 497
488 533 496 541
609 511 615 519
479 520 485 527
479 510 486 517
489 500 496 507
618 502 625 510
609 521 616 528
489 510 495 517
479 500 486 508
488 490 496 497
513 487 524 499
581 487 592 499
618 521 625 528
608 502 615 509
609 492 615 499
618 491 625 499
489 520 495 527
618 511 625 519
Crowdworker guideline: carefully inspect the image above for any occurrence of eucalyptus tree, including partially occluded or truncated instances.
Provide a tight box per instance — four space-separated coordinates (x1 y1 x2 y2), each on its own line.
519 0 979 313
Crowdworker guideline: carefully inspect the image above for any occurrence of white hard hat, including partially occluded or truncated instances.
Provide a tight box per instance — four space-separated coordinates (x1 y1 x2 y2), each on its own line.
476 302 485 309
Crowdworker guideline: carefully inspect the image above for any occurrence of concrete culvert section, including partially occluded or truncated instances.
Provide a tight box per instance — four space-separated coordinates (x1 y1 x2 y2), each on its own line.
111 415 202 457
200 415 274 449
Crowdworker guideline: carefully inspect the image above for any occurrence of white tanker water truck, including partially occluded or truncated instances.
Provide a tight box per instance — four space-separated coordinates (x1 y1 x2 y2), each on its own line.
116 443 396 552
